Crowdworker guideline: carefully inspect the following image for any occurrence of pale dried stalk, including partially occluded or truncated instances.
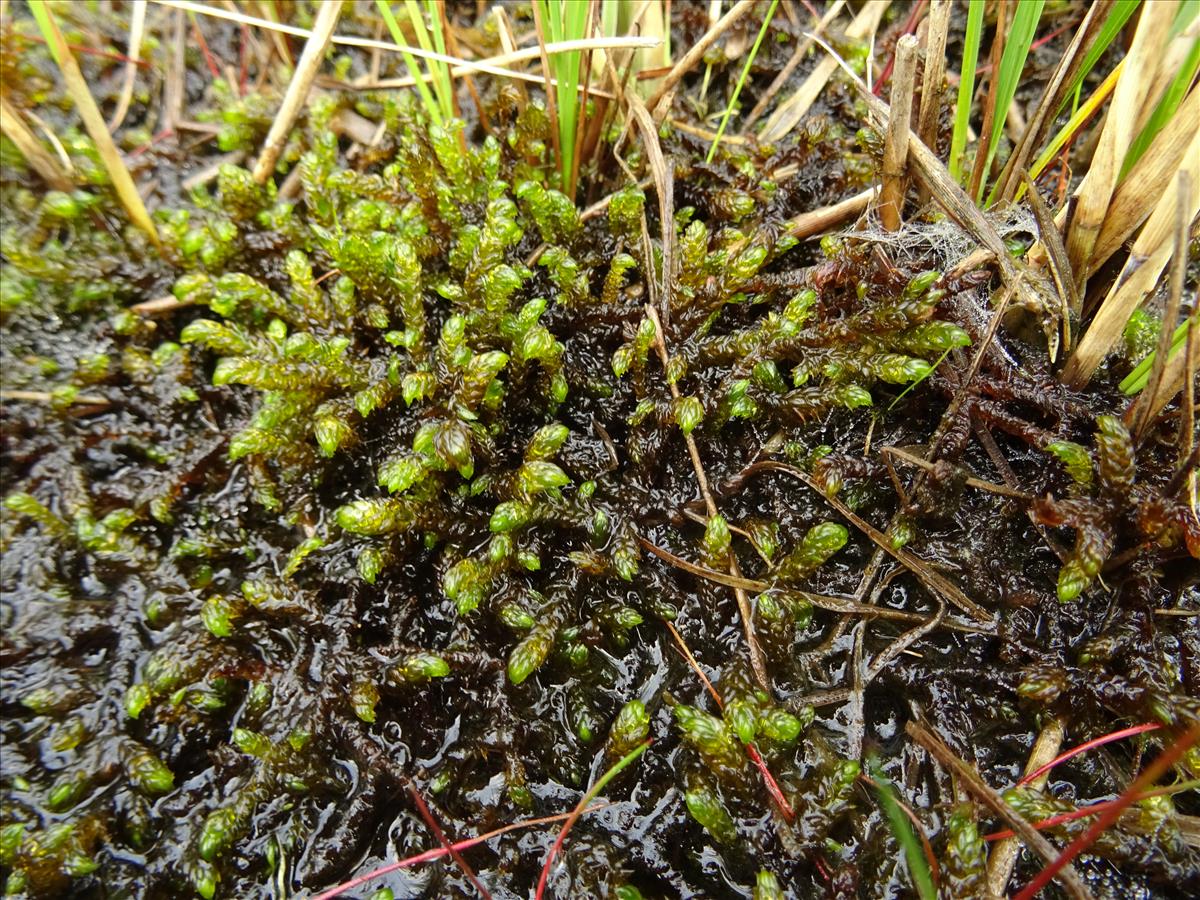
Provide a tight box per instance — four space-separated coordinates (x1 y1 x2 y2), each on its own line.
1023 170 1077 353
906 720 1095 900
1066 2 1175 283
28 0 160 249
645 0 757 114
107 0 147 131
253 0 342 184
154 1 657 85
741 0 847 132
1063 132 1200 388
1087 84 1200 280
758 0 889 143
986 717 1067 897
1128 173 1193 440
0 95 73 191
991 1 1105 206
787 185 877 238
879 35 918 232
915 0 949 153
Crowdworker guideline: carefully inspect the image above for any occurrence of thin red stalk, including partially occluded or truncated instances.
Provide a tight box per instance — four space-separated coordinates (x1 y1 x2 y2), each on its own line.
192 19 222 81
129 127 175 158
405 780 492 900
239 22 250 96
983 781 1193 841
1013 724 1200 900
1017 723 1160 787
310 806 605 900
535 741 652 900
25 35 150 67
872 0 927 95
975 19 1078 77
665 621 795 822
747 742 796 821
860 773 941 890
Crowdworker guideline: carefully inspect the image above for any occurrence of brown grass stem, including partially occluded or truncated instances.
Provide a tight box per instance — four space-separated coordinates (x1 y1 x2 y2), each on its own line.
880 34 918 231
905 719 1095 900
252 0 342 183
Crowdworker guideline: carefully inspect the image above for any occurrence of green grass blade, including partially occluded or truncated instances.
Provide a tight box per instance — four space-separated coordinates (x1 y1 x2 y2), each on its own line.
979 0 1045 203
868 757 937 900
376 0 443 125
1060 0 1142 112
707 0 780 163
403 0 452 121
950 0 986 183
1121 34 1200 177
423 0 455 121
1119 318 1194 394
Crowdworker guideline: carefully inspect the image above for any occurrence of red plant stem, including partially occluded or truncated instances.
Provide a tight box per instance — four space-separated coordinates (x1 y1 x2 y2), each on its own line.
192 19 222 81
1013 724 1200 900
309 806 605 900
983 780 1195 841
404 780 492 900
535 741 651 900
872 0 927 95
128 128 175 158
975 19 1080 77
1017 723 1160 788
26 35 150 67
747 742 796 821
665 621 795 821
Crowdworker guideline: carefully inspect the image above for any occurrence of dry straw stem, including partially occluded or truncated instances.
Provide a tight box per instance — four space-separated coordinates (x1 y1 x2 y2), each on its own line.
986 717 1067 898
0 95 73 192
252 0 342 184
107 0 147 131
749 461 993 624
645 0 757 114
1087 84 1200 280
1023 170 1077 354
1127 173 1194 441
758 0 889 143
27 0 160 250
741 0 847 132
1066 1 1176 284
991 0 1106 206
879 34 918 232
786 185 877 238
905 719 1095 900
915 0 949 156
155 1 657 88
1063 134 1200 388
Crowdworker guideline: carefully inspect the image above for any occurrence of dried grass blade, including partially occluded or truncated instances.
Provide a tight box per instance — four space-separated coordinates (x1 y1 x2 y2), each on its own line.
1063 129 1200 388
991 1 1104 206
107 0 147 131
1066 1 1175 281
253 0 342 183
646 0 757 114
27 0 160 250
879 34 918 231
0 95 73 192
1087 83 1200 279
1023 171 1078 352
758 0 889 143
915 0 950 154
905 720 1095 900
1127 174 1194 439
